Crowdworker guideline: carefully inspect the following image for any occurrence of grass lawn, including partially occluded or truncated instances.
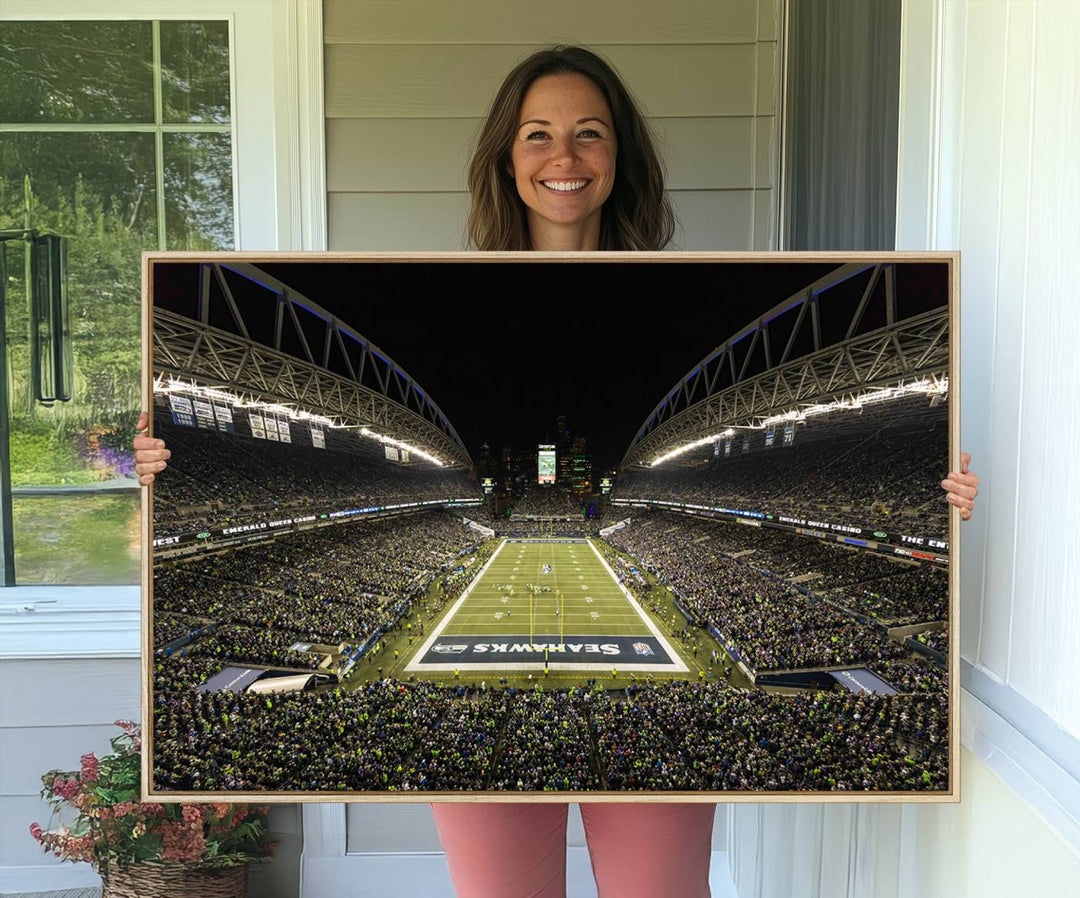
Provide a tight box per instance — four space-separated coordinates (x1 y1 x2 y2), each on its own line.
12 493 140 584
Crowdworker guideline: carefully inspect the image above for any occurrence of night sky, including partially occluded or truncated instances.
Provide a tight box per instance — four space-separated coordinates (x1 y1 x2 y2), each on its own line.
152 260 949 472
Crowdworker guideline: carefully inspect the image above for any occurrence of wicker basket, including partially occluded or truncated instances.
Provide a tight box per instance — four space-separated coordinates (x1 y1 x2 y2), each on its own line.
101 862 247 898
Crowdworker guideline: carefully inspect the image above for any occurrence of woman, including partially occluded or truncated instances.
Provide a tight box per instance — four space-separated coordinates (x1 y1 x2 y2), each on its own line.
135 46 979 898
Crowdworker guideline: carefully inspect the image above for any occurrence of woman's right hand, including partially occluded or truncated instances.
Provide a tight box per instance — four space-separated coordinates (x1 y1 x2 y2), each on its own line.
134 411 170 485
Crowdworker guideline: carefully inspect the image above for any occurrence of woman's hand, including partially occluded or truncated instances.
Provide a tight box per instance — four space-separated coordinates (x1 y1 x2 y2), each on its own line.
942 451 979 521
133 411 170 486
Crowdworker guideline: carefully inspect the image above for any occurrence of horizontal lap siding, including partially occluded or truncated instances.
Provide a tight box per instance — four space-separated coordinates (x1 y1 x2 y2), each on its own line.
327 117 764 192
325 45 761 119
324 1 761 46
324 0 780 251
0 658 139 868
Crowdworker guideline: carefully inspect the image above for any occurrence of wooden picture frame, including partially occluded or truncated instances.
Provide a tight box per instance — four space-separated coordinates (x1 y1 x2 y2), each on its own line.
142 251 959 803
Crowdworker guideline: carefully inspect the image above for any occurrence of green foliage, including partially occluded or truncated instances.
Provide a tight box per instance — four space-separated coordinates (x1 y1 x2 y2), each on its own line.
30 723 274 873
7 429 87 485
12 493 140 585
2 21 233 497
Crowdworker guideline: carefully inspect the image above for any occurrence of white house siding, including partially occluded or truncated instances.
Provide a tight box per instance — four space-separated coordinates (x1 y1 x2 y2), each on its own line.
323 0 781 251
0 658 141 892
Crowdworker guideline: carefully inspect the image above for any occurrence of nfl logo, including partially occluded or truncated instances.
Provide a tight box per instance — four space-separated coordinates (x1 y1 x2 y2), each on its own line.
632 642 654 656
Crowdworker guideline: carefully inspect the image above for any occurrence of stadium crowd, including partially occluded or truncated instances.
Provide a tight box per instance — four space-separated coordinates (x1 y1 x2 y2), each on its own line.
911 629 949 658
610 510 948 631
152 679 947 793
509 488 583 519
154 512 481 672
607 513 921 670
152 414 481 538
613 396 948 541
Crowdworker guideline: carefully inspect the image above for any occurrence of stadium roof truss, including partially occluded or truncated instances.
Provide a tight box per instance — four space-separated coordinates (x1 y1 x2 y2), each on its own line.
620 263 949 469
152 262 473 469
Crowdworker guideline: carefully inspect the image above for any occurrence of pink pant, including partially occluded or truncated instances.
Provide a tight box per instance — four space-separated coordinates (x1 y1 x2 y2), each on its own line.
431 802 715 898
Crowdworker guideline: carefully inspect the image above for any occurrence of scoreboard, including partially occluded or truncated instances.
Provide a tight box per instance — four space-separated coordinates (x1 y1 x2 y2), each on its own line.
538 444 556 484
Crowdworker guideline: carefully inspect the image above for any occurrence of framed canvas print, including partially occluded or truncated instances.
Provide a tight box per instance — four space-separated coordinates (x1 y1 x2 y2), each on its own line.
142 252 958 802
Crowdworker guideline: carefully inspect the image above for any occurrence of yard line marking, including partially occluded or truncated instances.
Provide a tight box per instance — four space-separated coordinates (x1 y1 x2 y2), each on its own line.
585 538 687 672
405 539 508 671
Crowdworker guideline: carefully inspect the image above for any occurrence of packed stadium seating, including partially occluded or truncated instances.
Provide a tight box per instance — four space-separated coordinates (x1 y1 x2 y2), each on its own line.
153 679 947 793
151 392 950 794
613 394 948 541
154 511 481 670
152 414 481 538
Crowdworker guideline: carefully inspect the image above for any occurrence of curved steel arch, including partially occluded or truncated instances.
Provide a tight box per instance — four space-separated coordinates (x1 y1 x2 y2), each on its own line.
620 263 948 469
152 262 473 469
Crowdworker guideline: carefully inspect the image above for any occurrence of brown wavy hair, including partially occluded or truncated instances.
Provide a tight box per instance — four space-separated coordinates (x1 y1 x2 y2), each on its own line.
467 46 675 251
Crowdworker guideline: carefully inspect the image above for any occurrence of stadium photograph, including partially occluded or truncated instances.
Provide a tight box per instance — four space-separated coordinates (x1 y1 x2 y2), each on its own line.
144 254 956 799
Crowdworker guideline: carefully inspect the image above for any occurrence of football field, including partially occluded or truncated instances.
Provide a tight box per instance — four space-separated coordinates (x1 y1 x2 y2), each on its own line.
407 539 688 673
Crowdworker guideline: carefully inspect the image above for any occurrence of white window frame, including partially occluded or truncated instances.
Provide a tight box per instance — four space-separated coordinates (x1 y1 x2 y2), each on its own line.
0 0 326 660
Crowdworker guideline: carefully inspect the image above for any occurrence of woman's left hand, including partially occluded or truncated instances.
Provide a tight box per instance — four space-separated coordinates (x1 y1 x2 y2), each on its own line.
942 451 979 521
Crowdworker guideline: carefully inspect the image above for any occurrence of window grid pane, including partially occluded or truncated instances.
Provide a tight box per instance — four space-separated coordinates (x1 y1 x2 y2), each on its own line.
1 18 234 585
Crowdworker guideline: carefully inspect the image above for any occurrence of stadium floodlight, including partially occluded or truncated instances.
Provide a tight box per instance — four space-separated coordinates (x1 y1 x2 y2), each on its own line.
155 376 336 427
359 427 444 467
650 428 736 467
651 377 948 467
759 376 949 428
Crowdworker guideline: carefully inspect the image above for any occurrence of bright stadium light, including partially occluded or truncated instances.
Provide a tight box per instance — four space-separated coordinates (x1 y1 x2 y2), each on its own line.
651 428 735 466
155 376 336 427
156 376 237 407
359 427 444 467
759 376 949 427
650 377 947 467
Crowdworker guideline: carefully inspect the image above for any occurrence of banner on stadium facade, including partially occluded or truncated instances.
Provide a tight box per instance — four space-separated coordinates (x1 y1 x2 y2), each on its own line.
213 404 235 433
168 394 196 427
278 419 292 443
152 497 481 550
192 398 215 429
249 412 266 439
611 498 947 559
311 427 325 449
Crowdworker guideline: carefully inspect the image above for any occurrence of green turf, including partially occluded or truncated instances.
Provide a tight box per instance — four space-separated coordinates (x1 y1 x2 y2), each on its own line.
438 539 649 641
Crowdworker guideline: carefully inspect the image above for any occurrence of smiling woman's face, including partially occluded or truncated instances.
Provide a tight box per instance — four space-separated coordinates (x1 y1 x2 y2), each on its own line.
509 73 617 250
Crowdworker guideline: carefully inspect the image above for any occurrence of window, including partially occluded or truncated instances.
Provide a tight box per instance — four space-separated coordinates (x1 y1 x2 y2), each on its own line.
1 19 234 584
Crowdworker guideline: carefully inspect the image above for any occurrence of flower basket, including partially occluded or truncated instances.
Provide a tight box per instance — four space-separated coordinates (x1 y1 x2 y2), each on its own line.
31 721 273 890
101 861 247 898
